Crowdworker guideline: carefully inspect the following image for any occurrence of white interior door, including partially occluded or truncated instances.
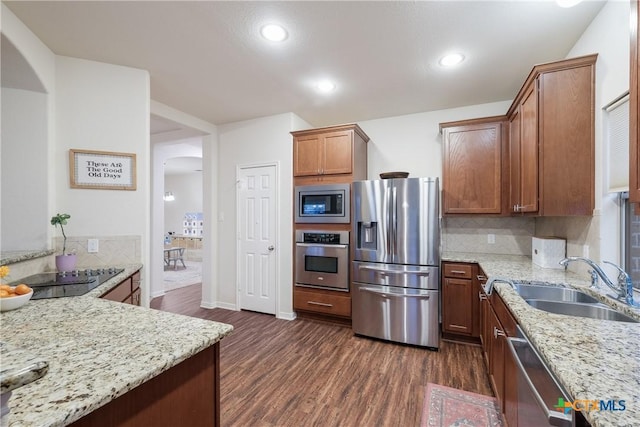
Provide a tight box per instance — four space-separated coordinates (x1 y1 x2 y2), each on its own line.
237 164 277 314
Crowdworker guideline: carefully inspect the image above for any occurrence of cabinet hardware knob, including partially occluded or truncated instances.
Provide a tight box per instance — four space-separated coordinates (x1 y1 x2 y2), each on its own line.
479 292 487 301
450 270 466 275
494 327 505 338
477 275 487 281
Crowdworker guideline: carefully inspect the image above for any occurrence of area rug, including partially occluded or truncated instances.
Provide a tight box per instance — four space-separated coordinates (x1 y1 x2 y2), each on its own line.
163 260 202 291
421 383 503 427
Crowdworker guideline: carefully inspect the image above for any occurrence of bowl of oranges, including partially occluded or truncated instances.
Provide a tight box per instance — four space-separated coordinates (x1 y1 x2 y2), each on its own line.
0 284 33 312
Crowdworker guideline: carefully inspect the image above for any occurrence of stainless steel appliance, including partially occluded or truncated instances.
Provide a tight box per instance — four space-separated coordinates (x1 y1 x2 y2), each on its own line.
506 326 574 427
12 268 125 299
295 183 350 223
352 177 440 348
295 230 349 291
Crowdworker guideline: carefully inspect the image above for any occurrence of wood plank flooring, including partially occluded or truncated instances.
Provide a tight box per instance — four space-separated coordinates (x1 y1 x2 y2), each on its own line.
151 284 493 427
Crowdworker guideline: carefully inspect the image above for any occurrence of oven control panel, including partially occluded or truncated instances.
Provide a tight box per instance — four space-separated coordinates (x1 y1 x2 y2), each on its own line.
296 230 349 245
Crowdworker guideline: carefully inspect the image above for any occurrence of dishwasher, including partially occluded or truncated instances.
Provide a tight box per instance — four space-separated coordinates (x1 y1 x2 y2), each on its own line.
506 326 575 427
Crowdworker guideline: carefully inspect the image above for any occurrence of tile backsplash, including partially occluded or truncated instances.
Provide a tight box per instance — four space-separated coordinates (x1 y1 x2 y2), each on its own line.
53 235 141 267
442 217 535 255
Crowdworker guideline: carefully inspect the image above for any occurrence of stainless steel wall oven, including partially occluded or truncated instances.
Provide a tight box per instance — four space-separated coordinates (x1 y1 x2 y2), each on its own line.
295 230 349 291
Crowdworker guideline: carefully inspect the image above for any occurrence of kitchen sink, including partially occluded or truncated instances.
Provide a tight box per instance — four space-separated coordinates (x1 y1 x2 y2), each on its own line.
513 284 601 304
525 299 639 323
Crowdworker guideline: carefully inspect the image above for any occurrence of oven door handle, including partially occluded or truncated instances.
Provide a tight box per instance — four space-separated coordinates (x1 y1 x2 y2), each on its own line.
360 287 432 299
357 265 430 276
296 243 348 249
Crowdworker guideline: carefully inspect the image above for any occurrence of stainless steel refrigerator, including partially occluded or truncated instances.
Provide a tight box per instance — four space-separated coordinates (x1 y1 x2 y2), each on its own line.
352 177 440 348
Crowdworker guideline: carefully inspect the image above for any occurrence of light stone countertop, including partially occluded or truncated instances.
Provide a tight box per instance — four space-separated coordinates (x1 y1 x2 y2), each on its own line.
0 266 234 427
443 252 640 427
0 250 55 266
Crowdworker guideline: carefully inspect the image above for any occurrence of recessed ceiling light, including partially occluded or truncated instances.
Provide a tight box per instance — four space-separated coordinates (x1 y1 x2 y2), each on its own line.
556 0 583 7
260 24 288 42
439 53 465 67
316 80 336 93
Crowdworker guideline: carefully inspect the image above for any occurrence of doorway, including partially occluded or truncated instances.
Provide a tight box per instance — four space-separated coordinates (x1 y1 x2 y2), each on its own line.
163 155 203 292
237 163 278 315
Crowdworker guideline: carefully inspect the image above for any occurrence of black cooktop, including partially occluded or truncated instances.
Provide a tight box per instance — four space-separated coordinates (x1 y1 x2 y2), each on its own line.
12 268 125 300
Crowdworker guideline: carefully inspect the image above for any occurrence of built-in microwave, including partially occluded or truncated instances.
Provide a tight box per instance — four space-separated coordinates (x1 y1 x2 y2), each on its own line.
294 183 350 223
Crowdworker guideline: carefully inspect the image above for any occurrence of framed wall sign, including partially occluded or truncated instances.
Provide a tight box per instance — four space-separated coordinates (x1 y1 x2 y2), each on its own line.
69 149 137 190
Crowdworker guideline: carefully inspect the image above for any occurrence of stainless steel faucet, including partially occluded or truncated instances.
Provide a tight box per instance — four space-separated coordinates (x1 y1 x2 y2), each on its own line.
483 277 516 295
559 257 635 306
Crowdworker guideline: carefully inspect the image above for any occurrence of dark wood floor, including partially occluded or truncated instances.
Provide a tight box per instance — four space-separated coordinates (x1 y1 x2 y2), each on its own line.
151 284 493 427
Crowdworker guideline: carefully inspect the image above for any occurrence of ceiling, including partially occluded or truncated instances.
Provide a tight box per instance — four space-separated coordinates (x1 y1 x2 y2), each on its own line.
4 0 607 130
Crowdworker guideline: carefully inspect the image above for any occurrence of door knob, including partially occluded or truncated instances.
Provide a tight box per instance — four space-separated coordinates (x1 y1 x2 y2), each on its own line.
268 245 275 251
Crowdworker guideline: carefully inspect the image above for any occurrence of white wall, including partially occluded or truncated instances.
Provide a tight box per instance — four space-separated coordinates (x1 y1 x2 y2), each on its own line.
359 101 512 180
55 56 150 236
537 0 630 270
1 4 56 253
1 88 48 250
217 112 312 319
54 55 151 301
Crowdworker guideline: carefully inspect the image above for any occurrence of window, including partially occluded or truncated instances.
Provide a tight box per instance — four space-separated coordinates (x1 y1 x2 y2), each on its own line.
622 193 640 291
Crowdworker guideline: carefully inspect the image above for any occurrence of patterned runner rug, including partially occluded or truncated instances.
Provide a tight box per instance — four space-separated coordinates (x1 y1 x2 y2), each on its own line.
421 383 503 427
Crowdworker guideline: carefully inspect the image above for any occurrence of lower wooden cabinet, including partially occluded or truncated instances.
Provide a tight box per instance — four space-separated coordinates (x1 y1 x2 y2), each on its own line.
293 287 351 318
481 287 518 427
101 270 141 306
441 262 481 341
70 344 219 427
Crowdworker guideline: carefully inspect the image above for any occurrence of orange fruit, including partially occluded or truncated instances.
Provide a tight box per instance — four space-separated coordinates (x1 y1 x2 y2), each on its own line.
15 284 32 295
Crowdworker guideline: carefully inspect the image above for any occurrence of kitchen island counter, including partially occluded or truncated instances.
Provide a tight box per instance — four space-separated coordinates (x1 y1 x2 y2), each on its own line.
0 295 233 426
443 252 640 427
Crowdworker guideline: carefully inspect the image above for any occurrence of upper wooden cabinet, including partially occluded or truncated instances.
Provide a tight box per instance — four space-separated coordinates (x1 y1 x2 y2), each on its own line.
440 118 508 215
292 124 369 180
441 54 597 217
631 0 640 209
508 55 597 216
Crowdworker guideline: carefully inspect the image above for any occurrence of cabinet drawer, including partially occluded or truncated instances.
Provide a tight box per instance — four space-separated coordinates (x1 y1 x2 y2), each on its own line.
294 288 351 317
443 263 473 279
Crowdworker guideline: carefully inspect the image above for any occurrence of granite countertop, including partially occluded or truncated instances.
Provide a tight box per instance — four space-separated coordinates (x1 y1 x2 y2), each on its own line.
0 250 55 266
0 267 234 427
443 252 640 427
0 343 48 394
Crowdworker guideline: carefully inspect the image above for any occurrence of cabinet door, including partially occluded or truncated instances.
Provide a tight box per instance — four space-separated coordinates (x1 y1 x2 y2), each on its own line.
509 108 521 213
519 83 539 213
442 122 504 214
442 277 473 335
488 307 505 409
539 65 595 215
322 131 353 175
293 135 322 176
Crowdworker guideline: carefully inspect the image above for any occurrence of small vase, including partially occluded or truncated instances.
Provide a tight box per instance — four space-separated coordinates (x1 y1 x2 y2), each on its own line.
55 254 77 272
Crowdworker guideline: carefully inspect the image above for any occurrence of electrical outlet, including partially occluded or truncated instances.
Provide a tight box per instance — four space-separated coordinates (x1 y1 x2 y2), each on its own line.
488 234 496 244
583 244 589 258
88 239 99 253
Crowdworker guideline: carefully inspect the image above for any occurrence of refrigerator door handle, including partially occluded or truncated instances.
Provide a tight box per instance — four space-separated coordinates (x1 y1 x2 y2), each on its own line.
357 265 431 276
391 185 397 259
360 287 432 299
385 186 392 256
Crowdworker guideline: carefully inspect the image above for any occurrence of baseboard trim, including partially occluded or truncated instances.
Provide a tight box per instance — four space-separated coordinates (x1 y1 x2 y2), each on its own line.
277 311 297 321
